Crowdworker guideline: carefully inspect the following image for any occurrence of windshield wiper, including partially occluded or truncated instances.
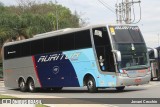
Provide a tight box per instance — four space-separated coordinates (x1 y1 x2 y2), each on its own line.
121 65 149 70
122 67 135 70
137 65 149 69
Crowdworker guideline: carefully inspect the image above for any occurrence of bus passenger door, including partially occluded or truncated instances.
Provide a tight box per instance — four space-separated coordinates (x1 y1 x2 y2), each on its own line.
96 46 106 71
92 27 115 72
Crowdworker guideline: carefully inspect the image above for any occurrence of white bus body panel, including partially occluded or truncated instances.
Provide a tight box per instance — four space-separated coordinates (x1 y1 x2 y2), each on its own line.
3 56 40 89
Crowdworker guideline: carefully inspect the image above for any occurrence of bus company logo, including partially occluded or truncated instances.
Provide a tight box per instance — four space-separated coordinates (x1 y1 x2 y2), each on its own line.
37 54 64 63
8 51 16 54
37 52 81 63
53 66 59 74
115 26 139 30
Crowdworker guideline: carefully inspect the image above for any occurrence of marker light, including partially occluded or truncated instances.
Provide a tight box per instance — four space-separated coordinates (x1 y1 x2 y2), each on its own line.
120 70 128 77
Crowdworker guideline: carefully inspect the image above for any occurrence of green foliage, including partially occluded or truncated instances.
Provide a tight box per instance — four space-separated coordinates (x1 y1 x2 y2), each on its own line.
0 1 81 42
36 104 48 107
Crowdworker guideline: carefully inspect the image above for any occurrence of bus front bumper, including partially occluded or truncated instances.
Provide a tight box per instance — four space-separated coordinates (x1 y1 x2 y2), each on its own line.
116 74 151 87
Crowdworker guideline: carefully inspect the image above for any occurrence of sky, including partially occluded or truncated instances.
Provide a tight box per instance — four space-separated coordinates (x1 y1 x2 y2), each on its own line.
0 0 160 48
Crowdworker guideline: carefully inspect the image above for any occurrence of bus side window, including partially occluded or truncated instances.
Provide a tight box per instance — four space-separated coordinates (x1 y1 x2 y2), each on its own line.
59 33 74 51
31 39 43 55
44 37 59 53
21 42 31 57
4 44 21 59
75 30 92 49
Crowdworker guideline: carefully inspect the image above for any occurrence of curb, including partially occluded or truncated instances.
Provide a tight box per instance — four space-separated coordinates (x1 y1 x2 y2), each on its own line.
0 81 4 87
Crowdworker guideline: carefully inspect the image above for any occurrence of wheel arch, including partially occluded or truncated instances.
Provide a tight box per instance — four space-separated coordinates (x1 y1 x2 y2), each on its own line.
83 73 96 86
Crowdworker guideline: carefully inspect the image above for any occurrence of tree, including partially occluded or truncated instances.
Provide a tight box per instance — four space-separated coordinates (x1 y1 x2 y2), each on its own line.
0 0 88 75
0 0 86 43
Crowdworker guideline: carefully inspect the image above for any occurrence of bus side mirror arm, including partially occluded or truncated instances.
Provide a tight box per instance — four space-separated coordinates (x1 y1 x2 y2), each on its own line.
112 50 122 62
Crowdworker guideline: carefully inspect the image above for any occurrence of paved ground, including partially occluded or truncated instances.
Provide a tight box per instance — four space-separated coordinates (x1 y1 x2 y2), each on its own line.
0 81 160 107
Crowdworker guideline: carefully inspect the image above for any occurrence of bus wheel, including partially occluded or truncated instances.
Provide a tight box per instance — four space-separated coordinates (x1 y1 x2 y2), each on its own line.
86 77 98 93
19 79 28 92
28 79 36 92
52 87 63 92
116 86 125 91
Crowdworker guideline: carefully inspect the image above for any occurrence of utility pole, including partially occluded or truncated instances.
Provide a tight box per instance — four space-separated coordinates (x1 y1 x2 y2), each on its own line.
116 0 141 24
55 0 59 30
125 0 130 24
116 3 122 24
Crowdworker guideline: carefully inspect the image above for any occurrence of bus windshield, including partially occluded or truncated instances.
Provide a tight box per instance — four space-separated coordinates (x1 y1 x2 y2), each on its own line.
109 26 144 43
109 26 149 70
115 43 149 70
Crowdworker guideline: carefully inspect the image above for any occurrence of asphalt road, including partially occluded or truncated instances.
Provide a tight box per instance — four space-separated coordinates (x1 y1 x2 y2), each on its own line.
0 81 160 107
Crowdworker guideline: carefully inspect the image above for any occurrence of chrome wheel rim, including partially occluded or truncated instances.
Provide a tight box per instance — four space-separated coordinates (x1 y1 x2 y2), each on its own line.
20 81 25 88
87 80 93 89
29 82 34 91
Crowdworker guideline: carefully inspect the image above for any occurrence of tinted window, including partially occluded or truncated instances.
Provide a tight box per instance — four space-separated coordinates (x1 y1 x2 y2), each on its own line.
4 44 21 59
21 42 31 57
110 26 144 43
44 37 59 53
149 51 154 59
115 43 148 69
93 27 109 46
31 39 43 55
129 29 143 42
59 33 74 51
4 30 92 60
75 30 92 49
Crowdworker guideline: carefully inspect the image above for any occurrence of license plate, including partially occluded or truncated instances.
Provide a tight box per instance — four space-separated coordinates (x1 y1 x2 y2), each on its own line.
128 71 136 74
135 79 141 83
138 70 145 73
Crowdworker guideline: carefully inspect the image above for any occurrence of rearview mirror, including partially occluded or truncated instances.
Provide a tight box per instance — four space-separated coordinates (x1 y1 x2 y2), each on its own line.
148 47 158 59
112 50 121 62
153 49 158 58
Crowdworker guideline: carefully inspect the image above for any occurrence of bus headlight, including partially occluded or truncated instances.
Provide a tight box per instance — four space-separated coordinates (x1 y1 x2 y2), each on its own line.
147 67 151 75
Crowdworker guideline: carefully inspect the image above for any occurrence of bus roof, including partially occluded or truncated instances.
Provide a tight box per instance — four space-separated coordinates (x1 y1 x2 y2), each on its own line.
3 24 136 47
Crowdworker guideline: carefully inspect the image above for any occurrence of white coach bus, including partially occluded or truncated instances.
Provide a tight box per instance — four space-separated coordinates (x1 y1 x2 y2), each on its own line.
2 24 151 93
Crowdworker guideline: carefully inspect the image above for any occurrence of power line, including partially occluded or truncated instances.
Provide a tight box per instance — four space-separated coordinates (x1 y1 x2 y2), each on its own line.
97 0 116 14
131 1 141 24
100 0 115 10
130 0 135 23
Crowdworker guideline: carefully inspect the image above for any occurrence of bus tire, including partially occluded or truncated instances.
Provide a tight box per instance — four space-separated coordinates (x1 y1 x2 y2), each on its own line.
86 76 98 93
116 86 125 91
28 79 36 92
19 79 28 92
